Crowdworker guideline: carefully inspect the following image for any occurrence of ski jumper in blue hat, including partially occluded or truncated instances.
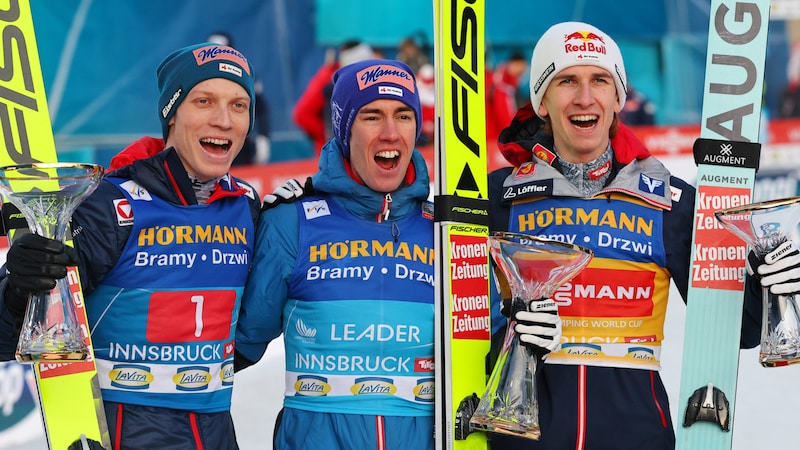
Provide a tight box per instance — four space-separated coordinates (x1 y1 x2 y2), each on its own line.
0 42 261 449
236 59 437 450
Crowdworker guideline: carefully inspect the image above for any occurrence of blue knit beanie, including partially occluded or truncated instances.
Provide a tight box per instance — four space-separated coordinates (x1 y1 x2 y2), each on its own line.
330 59 422 158
157 43 255 140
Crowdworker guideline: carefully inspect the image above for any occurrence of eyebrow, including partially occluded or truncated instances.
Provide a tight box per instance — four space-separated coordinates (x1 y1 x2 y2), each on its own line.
359 105 413 115
188 88 250 101
555 70 613 80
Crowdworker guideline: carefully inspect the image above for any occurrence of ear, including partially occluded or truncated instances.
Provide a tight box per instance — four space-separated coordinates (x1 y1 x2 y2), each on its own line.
537 101 549 118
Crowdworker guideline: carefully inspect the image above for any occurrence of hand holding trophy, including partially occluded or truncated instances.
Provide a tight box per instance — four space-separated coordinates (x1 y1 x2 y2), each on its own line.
716 196 800 367
0 163 103 363
470 231 592 439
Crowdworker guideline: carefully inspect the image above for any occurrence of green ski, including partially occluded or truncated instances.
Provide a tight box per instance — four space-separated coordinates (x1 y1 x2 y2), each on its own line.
676 1 769 448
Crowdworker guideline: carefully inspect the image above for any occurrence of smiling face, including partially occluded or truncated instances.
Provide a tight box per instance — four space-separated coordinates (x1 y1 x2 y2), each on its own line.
538 65 620 164
347 98 417 193
165 78 250 181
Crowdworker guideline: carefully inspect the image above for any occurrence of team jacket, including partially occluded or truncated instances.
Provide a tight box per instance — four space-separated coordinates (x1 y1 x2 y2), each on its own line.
484 104 763 450
236 139 434 418
488 104 763 352
0 138 260 448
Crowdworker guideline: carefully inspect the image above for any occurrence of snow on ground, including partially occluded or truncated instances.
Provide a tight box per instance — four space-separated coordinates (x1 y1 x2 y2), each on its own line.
7 291 800 450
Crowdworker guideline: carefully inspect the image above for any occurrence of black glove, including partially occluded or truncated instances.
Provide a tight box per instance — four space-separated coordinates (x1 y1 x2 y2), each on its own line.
5 233 79 319
747 241 800 295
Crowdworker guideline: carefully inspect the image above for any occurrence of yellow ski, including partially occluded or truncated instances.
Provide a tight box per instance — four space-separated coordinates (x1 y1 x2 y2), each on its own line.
433 1 490 449
0 1 110 448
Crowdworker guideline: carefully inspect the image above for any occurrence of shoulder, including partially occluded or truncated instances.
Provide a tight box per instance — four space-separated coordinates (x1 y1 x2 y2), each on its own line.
489 166 515 184
231 176 261 224
668 175 695 208
257 201 300 239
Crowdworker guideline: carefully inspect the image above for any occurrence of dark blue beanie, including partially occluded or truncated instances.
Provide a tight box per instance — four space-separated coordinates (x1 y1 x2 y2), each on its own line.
330 59 422 158
157 43 255 140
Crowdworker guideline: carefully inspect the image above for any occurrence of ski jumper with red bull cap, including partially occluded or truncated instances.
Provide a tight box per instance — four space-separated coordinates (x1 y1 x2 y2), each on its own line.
488 118 692 450
486 107 762 450
88 175 253 412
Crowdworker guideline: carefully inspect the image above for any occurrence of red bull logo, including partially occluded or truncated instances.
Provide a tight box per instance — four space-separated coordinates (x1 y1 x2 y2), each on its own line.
563 30 607 56
564 31 605 44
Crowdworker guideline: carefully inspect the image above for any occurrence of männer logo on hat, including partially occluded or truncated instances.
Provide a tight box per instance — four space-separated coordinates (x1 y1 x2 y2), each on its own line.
356 64 416 92
191 45 250 74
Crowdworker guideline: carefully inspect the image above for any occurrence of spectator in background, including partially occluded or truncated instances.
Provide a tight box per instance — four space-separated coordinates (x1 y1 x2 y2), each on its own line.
618 84 657 126
396 34 431 73
208 31 271 165
292 40 374 156
417 63 436 146
779 39 800 118
486 51 528 146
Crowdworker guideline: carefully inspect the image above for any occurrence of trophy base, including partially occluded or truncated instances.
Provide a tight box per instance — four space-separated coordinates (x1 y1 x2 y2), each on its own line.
760 353 800 367
470 417 541 440
16 350 88 364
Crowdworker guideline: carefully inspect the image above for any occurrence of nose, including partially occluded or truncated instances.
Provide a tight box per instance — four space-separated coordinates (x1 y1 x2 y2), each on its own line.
574 82 595 107
210 105 233 129
380 117 401 141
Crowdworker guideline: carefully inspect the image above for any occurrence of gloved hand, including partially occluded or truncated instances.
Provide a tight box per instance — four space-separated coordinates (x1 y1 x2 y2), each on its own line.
748 241 800 295
515 299 562 356
261 178 305 211
5 233 79 317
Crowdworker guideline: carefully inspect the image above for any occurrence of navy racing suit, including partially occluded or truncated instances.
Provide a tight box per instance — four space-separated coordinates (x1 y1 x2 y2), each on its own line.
485 105 762 450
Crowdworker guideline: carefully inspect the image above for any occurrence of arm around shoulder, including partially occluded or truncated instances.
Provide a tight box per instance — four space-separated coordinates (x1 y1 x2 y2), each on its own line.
235 203 299 370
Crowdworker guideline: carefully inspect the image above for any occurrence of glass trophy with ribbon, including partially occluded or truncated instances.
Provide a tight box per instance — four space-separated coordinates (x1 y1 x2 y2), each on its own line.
0 163 103 363
716 196 800 367
470 231 592 439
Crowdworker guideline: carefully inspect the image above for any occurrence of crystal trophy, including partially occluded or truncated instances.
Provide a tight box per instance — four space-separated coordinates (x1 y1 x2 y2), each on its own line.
470 231 593 439
715 196 800 367
0 163 103 363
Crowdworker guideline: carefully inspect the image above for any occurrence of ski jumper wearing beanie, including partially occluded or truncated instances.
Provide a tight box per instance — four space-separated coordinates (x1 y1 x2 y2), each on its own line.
236 59 436 450
485 22 763 450
0 42 260 449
